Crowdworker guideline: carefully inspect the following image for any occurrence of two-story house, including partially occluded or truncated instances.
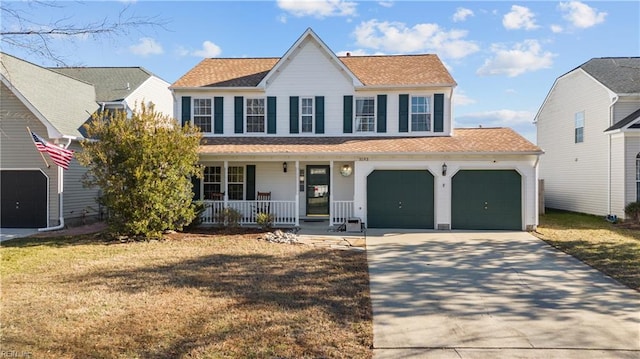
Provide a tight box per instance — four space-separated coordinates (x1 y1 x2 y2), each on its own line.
0 52 172 229
171 28 542 231
535 57 640 220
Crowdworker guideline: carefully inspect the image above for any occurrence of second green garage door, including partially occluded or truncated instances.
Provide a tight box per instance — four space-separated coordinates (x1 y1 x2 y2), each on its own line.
367 170 434 229
451 170 522 230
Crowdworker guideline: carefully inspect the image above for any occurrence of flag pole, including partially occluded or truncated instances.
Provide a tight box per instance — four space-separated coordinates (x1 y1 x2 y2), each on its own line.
26 126 50 168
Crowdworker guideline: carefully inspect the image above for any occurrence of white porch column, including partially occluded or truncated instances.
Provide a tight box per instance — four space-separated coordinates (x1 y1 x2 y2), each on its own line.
295 160 300 226
223 160 228 205
329 159 334 226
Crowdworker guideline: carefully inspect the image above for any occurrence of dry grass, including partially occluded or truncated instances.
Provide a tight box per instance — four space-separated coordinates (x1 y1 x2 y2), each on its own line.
1 230 372 358
535 209 640 291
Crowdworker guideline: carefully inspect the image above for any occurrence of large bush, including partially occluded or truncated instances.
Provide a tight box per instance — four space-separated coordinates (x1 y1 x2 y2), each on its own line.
625 201 640 223
77 103 202 238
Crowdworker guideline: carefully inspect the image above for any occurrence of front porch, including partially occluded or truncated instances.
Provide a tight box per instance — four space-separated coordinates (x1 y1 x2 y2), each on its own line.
200 199 355 226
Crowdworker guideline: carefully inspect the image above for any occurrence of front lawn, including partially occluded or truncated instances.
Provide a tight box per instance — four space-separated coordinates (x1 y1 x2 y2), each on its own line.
1 231 372 358
535 209 640 291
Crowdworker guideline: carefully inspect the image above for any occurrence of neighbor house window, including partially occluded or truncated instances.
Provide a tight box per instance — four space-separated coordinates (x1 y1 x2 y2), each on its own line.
227 166 244 200
203 166 221 200
246 98 265 133
355 97 375 132
575 111 584 143
636 153 640 201
411 96 431 131
193 98 212 133
301 97 314 133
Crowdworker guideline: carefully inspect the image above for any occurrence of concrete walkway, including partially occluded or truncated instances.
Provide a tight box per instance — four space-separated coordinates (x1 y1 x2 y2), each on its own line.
365 230 640 359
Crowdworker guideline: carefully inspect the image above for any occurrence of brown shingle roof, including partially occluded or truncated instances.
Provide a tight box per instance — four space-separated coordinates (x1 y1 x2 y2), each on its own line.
172 54 455 88
198 128 541 155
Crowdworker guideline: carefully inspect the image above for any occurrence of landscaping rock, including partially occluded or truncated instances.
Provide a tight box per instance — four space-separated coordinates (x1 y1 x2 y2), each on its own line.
260 229 300 244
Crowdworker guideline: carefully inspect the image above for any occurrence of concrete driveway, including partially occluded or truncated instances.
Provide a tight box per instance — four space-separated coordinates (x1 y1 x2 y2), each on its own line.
365 230 640 359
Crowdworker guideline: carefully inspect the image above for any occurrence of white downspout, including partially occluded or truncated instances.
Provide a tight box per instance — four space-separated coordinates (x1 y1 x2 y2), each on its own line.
607 95 619 215
38 138 71 232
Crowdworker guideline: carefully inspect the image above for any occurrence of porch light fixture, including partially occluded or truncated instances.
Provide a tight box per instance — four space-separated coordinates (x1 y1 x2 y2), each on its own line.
283 162 288 173
442 163 447 176
340 164 353 177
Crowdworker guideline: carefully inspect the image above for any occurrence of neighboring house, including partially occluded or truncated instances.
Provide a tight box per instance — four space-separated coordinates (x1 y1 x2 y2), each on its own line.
50 66 173 118
535 57 640 220
0 52 173 228
171 28 543 230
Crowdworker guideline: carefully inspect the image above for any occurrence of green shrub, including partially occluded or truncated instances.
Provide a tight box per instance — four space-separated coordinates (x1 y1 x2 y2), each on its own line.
625 201 640 223
256 212 274 231
214 207 242 227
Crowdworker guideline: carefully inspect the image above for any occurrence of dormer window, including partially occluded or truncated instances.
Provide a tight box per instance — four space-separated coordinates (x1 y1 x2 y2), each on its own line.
355 97 375 132
193 98 212 133
246 98 265 133
411 95 431 132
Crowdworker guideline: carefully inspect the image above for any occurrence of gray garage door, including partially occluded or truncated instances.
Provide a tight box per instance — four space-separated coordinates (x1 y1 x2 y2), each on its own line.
451 170 522 230
1 170 48 228
367 170 434 229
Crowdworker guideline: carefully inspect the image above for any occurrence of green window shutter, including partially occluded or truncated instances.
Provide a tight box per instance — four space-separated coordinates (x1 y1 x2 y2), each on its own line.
234 96 243 134
434 93 444 132
181 96 191 126
267 96 277 134
214 97 224 134
399 94 409 133
289 96 299 134
246 165 256 200
315 96 325 134
191 176 201 200
377 94 387 133
343 95 353 133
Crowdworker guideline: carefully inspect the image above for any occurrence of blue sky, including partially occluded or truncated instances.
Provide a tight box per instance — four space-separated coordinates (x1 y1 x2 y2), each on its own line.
2 1 639 142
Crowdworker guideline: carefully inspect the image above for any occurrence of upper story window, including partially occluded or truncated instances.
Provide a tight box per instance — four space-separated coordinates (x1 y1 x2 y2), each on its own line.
636 153 640 201
203 166 222 200
228 166 244 200
411 96 431 131
355 97 375 132
193 98 212 133
301 97 314 133
246 98 265 133
575 111 584 143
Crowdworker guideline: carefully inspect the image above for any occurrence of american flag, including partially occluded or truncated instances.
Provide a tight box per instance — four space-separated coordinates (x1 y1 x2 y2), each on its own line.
30 131 74 170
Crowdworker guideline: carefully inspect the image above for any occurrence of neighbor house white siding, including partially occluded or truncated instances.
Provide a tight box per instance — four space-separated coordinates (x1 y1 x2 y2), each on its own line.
625 134 640 208
537 69 613 216
610 134 626 218
127 76 173 118
0 83 59 225
63 142 103 225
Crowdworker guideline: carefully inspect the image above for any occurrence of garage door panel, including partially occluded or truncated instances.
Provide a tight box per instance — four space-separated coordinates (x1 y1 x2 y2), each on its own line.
452 170 521 230
1 170 48 228
367 170 434 229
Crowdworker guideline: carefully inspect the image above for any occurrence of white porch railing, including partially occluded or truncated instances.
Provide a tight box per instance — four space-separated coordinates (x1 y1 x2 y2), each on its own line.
201 200 297 226
332 201 354 225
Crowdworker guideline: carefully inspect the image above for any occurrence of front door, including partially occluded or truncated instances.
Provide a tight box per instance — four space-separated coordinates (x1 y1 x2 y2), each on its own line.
306 165 330 215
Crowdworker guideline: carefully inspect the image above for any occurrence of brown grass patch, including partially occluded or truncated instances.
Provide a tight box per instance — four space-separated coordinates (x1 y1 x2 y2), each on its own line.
535 210 640 291
1 230 372 358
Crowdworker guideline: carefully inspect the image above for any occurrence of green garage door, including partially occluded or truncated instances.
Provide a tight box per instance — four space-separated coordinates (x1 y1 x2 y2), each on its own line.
452 170 521 230
367 170 434 229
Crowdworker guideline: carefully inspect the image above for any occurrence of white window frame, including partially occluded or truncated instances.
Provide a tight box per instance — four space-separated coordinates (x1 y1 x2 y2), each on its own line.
410 95 432 132
193 98 213 133
245 98 265 133
355 96 376 133
575 111 585 143
203 166 222 200
227 166 244 200
300 97 314 133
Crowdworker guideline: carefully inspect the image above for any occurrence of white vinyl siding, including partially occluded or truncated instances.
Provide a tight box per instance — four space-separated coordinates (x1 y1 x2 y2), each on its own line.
537 69 611 216
126 76 174 118
63 142 103 223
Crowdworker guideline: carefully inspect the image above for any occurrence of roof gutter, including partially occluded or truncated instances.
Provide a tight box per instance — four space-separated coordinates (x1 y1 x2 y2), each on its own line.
169 86 264 92
198 150 545 157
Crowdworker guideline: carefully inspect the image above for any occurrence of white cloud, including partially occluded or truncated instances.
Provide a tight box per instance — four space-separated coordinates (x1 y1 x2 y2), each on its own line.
550 24 564 33
277 0 357 18
558 1 606 29
353 20 479 59
477 40 555 77
192 41 222 58
129 37 163 56
452 89 476 106
503 5 539 30
453 7 474 22
378 1 394 8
